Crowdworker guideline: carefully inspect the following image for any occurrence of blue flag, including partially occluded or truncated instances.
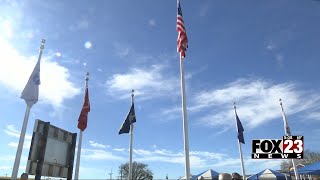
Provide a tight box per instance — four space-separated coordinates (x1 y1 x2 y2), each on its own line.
236 114 245 144
119 103 136 134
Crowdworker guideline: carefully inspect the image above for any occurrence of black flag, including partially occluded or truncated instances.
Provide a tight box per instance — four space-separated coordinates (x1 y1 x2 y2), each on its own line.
119 103 136 134
236 114 245 144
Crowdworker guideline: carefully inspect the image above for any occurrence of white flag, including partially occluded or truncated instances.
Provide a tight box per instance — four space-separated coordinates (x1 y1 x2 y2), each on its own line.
21 59 41 107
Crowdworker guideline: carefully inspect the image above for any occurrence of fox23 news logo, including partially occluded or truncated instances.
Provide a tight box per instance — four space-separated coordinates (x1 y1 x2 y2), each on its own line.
252 136 304 159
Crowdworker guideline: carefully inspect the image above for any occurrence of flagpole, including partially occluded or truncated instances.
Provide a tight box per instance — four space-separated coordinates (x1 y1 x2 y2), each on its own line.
74 72 89 180
234 103 246 180
11 39 45 180
74 130 83 180
128 90 134 180
279 99 299 180
179 56 191 180
128 89 134 180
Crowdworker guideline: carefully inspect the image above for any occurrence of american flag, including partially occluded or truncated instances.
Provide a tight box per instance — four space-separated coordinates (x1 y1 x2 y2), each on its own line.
177 0 188 58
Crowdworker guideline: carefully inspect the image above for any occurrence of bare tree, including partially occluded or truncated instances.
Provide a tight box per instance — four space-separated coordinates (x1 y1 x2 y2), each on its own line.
119 161 153 180
280 150 320 172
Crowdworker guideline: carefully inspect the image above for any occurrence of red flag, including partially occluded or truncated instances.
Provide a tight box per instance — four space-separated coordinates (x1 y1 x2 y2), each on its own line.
177 0 188 58
77 84 90 131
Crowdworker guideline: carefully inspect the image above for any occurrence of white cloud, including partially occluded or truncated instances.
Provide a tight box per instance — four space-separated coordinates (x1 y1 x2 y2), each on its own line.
134 149 154 156
189 79 320 128
0 38 80 107
157 106 181 122
133 148 213 168
266 41 285 67
97 68 103 72
307 112 320 120
89 141 107 149
4 125 32 149
8 141 31 149
130 146 281 173
106 65 180 100
4 125 32 140
68 143 285 174
82 148 125 161
114 148 125 152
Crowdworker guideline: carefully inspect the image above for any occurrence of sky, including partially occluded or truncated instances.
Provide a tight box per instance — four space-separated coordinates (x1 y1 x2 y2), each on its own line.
0 0 320 179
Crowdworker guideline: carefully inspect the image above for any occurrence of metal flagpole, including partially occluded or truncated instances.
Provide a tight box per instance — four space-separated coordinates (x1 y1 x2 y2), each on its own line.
74 130 83 180
179 56 191 180
238 143 246 180
234 104 246 180
12 106 31 180
279 99 299 180
12 39 45 180
74 73 89 180
128 90 134 180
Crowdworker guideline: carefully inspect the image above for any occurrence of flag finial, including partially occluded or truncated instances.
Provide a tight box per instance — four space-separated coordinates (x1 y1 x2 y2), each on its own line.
40 39 46 50
279 98 283 106
131 89 134 97
234 102 236 109
86 72 90 81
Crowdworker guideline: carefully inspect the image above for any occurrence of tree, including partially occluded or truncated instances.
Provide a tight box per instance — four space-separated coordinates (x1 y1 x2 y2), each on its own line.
280 150 320 172
119 161 153 180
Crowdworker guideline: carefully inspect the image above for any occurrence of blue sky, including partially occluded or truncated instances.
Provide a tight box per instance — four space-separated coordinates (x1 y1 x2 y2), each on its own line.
0 0 320 179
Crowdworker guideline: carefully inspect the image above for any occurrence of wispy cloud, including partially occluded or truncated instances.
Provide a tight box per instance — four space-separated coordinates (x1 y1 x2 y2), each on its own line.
89 141 108 149
191 79 320 128
131 147 281 173
266 41 284 67
307 112 320 120
0 38 80 107
160 78 320 129
8 141 31 149
133 148 224 168
113 43 132 58
82 148 125 161
82 140 264 169
4 125 32 149
114 148 125 152
106 65 180 100
4 125 32 140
